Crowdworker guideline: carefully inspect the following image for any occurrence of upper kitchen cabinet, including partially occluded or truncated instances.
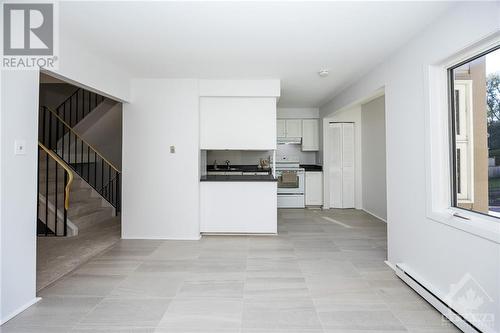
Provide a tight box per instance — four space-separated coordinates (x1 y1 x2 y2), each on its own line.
200 97 277 150
199 80 280 150
277 119 302 138
277 119 286 138
302 119 319 151
286 119 302 137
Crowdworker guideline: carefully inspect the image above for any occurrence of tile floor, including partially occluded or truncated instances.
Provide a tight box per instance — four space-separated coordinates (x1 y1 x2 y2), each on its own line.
2 209 460 332
37 216 121 290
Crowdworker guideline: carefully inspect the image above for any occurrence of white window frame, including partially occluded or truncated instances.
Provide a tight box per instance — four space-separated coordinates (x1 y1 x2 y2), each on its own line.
425 35 500 244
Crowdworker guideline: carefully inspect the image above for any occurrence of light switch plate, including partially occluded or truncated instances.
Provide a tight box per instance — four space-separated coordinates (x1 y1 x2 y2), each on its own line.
170 145 176 153
14 140 26 155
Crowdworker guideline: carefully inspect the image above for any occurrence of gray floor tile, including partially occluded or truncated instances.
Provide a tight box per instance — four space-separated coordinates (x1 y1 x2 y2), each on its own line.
242 297 322 330
73 259 143 276
178 280 245 298
4 208 462 333
158 298 242 330
77 298 171 327
39 274 126 297
3 296 101 328
109 274 185 298
318 310 406 330
244 277 309 298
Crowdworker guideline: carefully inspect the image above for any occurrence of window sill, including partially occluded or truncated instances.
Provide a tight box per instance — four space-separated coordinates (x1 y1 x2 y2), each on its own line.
428 209 500 244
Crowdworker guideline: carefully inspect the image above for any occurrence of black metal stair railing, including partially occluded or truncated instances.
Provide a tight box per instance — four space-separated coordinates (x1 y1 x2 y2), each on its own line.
37 142 74 236
39 106 121 213
56 87 106 128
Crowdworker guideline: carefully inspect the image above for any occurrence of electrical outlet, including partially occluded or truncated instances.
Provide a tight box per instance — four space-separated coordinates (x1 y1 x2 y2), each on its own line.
170 145 176 153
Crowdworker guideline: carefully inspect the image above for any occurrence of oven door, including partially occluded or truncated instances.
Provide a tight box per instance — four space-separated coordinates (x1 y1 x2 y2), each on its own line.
276 170 304 194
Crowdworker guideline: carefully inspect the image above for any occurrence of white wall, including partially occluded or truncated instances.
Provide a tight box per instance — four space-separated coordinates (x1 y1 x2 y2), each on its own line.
320 3 500 331
122 79 200 239
74 101 123 169
322 105 363 209
0 70 40 323
277 107 319 119
361 96 387 221
49 26 131 102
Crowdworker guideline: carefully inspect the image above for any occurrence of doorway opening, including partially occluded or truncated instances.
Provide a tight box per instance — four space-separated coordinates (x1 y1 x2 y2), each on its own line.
322 92 388 249
36 73 123 290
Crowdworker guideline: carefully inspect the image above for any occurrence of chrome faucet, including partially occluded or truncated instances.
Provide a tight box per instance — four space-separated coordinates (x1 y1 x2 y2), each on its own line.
213 160 218 170
225 160 231 170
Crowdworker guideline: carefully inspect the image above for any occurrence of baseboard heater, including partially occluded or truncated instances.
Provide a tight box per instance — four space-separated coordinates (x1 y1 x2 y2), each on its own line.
394 263 483 333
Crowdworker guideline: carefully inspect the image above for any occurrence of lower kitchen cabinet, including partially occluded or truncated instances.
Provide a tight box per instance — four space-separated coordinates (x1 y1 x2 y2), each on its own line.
200 181 277 233
305 171 323 206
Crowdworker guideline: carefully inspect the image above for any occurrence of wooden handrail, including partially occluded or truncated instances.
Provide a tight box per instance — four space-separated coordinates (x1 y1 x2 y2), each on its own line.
43 106 121 173
38 142 74 209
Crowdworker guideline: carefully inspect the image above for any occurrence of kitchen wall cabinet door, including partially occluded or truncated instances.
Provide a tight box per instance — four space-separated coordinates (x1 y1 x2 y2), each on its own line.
200 97 276 150
277 119 286 138
305 171 323 206
286 119 302 137
302 119 319 151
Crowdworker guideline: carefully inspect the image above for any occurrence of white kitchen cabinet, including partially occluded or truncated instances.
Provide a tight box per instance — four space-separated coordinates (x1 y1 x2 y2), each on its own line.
200 97 276 150
277 119 286 138
200 181 277 233
305 171 323 206
277 119 302 138
286 119 302 137
302 119 319 151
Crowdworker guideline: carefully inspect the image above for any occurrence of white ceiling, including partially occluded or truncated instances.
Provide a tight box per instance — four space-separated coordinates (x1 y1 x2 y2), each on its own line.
61 1 453 107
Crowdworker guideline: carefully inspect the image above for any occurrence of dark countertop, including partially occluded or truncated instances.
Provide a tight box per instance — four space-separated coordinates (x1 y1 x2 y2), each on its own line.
300 164 323 171
200 174 277 182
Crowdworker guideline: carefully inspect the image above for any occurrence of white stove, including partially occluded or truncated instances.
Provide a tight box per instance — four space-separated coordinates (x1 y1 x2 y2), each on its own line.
274 156 305 208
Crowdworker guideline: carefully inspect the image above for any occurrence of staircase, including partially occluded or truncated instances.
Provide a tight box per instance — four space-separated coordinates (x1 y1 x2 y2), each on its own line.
38 87 121 237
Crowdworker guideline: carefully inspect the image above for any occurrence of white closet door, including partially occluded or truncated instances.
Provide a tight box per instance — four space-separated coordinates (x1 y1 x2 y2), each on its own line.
329 123 343 208
341 123 355 208
329 122 355 209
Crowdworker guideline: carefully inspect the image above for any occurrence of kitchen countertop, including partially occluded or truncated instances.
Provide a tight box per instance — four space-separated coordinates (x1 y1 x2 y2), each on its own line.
200 174 277 182
300 164 323 171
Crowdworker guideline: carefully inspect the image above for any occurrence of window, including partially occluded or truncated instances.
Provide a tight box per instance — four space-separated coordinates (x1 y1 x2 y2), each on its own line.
449 45 500 217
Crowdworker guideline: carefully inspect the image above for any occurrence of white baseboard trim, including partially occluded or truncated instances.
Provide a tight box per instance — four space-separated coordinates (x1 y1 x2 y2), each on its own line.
121 235 202 240
362 208 387 222
201 232 277 236
390 262 487 333
1 297 41 325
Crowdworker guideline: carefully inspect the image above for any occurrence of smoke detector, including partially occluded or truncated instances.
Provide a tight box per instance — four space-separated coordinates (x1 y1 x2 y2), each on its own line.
318 69 329 78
